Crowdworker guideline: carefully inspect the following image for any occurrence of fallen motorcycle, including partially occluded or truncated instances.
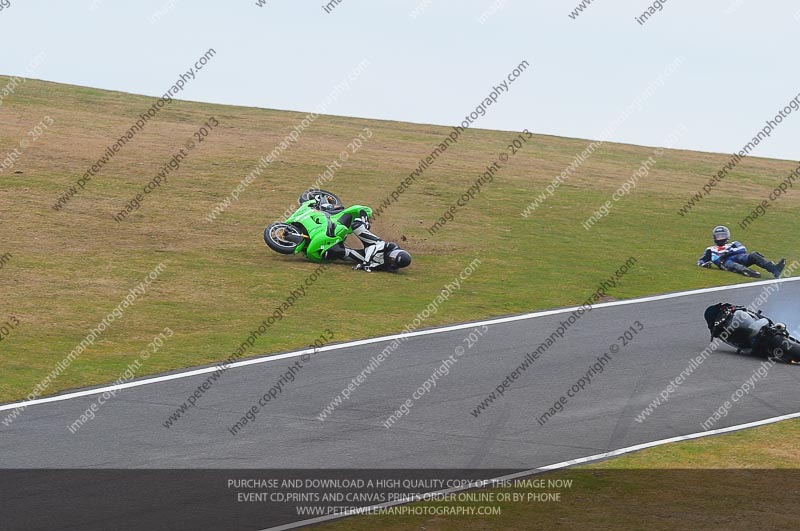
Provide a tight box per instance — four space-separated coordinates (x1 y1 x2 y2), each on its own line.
704 303 800 364
263 189 411 271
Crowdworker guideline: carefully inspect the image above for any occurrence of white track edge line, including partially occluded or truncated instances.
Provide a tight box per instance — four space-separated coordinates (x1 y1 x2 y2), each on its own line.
2 276 797 413
262 409 800 531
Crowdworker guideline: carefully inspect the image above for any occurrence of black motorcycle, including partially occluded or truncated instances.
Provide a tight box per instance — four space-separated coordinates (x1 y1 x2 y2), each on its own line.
704 303 800 364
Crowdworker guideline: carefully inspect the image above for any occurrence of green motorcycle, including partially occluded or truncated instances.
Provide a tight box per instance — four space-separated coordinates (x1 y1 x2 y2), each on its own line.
263 190 373 263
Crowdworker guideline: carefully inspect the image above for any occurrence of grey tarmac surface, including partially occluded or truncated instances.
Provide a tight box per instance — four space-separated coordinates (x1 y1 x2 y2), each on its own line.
2 280 799 470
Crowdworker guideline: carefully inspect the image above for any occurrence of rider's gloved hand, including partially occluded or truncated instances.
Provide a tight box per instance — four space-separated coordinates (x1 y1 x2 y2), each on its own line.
698 260 712 268
353 262 372 272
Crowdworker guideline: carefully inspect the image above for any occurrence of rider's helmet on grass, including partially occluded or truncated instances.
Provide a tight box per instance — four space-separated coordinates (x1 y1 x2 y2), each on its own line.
386 244 412 270
713 225 731 246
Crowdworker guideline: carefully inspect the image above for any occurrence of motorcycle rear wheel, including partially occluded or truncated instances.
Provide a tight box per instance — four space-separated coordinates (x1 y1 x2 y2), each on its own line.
774 335 800 364
299 189 343 209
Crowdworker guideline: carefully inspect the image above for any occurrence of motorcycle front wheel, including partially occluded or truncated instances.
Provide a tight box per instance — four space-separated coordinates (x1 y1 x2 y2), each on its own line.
264 223 304 254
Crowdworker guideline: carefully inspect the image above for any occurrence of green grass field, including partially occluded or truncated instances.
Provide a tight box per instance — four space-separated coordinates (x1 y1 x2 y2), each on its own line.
2 76 799 529
2 76 797 404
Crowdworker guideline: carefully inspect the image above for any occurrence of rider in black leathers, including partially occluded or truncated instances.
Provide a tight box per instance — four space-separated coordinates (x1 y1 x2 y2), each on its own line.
319 203 412 272
704 303 789 360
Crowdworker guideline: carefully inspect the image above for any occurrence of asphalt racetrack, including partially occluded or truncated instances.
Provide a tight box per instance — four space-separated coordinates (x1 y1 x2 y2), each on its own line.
2 279 800 529
4 279 800 469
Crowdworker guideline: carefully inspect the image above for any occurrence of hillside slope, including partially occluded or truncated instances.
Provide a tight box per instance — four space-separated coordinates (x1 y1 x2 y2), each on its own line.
0 77 797 402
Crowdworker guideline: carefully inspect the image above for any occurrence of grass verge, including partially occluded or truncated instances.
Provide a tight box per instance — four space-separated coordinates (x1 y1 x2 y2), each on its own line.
0 76 797 406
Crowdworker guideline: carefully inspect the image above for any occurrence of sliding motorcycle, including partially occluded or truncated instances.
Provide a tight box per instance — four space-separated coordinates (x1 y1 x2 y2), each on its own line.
264 189 411 271
704 303 800 364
